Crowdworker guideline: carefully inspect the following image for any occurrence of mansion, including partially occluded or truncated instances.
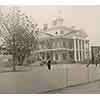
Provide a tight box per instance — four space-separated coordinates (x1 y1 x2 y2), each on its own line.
33 16 90 63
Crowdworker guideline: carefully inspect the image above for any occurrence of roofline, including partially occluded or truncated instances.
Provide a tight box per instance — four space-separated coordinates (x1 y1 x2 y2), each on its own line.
33 48 74 53
38 35 74 41
46 26 72 32
38 25 88 40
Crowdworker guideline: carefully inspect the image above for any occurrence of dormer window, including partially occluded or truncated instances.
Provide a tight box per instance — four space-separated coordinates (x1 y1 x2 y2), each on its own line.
43 24 48 31
60 30 64 34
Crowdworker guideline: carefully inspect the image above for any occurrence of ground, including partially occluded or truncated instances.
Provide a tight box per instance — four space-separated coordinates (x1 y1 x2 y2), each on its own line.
0 55 100 93
44 80 100 94
0 64 66 93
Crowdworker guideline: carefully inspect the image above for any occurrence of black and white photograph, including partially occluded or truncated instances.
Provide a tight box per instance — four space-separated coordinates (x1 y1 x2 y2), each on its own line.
0 5 99 94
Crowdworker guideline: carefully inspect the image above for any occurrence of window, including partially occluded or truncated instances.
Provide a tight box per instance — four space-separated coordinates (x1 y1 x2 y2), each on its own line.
63 39 66 48
55 54 58 60
68 39 74 49
63 53 66 60
60 30 64 34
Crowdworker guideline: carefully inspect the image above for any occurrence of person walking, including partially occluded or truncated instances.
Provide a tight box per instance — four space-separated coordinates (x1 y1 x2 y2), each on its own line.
95 56 98 67
47 58 51 70
98 53 100 67
87 59 91 67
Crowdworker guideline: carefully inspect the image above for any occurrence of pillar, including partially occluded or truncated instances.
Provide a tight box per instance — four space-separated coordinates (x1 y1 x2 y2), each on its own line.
53 52 56 61
88 40 90 59
84 40 87 60
81 40 83 62
78 39 80 62
74 39 77 62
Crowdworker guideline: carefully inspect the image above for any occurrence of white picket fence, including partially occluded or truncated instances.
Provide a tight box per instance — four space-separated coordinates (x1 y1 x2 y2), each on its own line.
0 63 99 93
33 64 100 93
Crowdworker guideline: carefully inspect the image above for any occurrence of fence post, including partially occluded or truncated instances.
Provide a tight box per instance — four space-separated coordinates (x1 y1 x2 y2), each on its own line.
94 65 97 81
66 65 69 87
87 66 90 83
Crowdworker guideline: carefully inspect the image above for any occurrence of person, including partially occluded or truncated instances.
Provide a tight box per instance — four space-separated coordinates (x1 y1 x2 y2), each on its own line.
95 54 99 67
98 54 100 67
47 58 51 70
86 59 91 67
95 57 98 67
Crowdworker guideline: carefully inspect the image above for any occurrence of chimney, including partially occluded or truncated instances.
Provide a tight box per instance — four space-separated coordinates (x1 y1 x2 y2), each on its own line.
43 24 48 31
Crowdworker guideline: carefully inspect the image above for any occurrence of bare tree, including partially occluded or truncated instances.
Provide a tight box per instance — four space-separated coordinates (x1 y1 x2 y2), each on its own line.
0 7 38 71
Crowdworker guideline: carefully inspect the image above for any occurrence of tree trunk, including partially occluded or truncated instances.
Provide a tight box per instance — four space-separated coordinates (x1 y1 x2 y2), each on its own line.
12 34 16 71
13 54 16 71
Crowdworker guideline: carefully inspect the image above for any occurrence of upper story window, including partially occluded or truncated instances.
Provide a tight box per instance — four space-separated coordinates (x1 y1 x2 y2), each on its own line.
68 39 74 49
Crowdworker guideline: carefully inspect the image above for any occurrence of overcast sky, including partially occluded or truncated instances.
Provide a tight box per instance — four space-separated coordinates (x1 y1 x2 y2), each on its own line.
2 6 100 46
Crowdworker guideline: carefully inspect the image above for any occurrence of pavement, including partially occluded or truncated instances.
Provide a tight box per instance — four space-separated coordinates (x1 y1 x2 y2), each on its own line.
0 61 99 93
44 80 100 94
0 64 67 93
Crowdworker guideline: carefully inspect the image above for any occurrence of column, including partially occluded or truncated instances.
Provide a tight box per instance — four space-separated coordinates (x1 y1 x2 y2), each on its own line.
87 40 90 59
88 40 90 59
53 52 56 61
84 40 86 60
74 39 77 62
79 40 82 62
78 39 80 62
81 40 83 62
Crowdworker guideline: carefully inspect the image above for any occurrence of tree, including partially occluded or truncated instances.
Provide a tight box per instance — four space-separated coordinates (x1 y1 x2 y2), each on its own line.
0 7 38 71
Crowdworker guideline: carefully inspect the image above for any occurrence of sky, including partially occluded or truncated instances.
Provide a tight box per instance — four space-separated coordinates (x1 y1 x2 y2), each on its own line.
1 6 100 46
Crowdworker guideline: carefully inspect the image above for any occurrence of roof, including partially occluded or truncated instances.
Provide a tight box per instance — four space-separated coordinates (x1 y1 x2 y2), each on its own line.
38 25 88 40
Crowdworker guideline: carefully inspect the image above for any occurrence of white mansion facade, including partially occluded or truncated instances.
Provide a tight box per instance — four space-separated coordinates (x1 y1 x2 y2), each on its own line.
33 16 90 63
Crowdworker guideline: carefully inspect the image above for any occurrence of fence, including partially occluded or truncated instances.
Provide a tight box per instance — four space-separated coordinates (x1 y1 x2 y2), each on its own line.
0 61 99 93
33 64 100 93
